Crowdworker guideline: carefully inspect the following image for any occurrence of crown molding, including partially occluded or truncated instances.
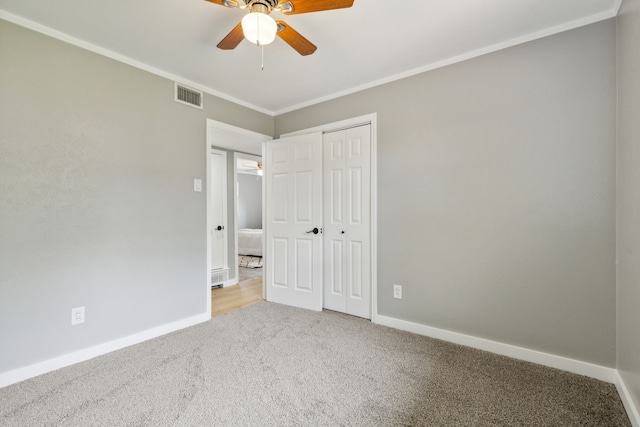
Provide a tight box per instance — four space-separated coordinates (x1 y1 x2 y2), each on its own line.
0 10 276 116
273 8 618 115
1 6 619 118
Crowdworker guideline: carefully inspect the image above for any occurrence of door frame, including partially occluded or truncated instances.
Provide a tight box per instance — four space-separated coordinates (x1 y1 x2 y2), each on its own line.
279 113 378 322
206 119 272 317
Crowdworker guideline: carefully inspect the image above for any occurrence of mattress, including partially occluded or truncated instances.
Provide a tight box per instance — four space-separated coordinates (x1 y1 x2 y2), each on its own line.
238 228 262 257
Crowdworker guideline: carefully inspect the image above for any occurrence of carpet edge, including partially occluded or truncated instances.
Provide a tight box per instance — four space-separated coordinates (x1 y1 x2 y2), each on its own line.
0 312 210 388
375 314 617 382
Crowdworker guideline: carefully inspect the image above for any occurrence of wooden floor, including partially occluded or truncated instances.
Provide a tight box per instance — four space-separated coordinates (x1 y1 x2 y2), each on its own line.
211 277 263 317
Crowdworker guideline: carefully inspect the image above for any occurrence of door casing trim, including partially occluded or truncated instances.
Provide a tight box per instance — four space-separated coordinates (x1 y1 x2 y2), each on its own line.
206 119 272 317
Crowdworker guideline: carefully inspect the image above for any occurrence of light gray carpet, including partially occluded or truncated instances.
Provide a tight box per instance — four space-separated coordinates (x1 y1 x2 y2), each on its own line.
0 302 630 426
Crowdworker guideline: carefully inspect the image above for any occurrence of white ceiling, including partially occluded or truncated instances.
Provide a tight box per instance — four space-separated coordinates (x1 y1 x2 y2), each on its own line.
0 0 621 115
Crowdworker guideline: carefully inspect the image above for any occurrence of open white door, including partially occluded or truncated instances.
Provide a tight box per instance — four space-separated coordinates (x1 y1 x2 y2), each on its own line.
210 149 228 274
265 132 323 311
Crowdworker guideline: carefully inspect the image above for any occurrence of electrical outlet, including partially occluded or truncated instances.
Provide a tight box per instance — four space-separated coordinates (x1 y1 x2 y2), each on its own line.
71 306 85 326
393 284 402 299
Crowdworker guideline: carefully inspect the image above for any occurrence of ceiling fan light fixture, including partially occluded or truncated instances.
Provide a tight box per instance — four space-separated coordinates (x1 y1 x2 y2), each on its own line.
241 12 277 45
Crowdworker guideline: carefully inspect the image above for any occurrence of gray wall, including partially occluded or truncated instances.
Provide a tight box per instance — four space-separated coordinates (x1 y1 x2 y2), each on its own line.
237 173 262 230
0 20 273 372
275 20 617 366
617 0 640 412
0 13 628 381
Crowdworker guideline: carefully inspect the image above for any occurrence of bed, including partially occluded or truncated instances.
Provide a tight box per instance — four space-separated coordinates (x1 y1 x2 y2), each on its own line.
238 228 263 257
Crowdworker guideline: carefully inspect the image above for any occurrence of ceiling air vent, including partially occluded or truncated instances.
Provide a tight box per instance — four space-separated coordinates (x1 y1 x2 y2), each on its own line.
175 83 203 109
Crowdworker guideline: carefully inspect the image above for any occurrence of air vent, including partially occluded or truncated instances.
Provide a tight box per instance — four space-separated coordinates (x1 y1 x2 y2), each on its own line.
211 268 229 285
175 83 203 109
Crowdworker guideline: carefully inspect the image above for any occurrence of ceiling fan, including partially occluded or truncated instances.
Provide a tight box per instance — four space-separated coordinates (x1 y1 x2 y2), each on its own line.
205 0 354 56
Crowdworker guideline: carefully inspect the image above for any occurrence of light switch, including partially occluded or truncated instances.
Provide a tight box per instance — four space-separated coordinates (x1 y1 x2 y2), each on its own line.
194 179 202 192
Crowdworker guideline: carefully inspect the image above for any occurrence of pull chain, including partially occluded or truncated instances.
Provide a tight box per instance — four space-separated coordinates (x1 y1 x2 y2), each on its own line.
257 13 264 70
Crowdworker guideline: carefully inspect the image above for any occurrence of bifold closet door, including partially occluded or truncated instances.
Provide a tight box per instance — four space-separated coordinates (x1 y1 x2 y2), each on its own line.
323 125 371 319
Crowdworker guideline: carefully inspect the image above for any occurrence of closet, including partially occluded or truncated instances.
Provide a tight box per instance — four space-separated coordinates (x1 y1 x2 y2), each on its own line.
322 125 371 319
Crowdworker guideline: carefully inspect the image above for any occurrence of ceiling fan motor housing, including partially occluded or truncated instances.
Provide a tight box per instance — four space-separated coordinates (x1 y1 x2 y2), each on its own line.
247 0 279 13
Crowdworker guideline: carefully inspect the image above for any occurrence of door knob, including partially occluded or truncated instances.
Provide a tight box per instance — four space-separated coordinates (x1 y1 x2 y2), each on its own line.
216 225 224 231
306 227 320 235
341 231 345 234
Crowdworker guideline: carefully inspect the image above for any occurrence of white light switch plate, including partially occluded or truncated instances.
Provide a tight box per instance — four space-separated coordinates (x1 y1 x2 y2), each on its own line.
193 179 202 192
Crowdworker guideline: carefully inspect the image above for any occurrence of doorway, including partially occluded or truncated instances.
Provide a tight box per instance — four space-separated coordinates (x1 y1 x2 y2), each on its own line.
206 119 272 317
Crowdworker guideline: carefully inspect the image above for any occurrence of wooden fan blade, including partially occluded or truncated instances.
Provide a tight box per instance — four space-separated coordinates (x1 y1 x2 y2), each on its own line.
217 23 244 50
276 21 317 56
280 0 354 15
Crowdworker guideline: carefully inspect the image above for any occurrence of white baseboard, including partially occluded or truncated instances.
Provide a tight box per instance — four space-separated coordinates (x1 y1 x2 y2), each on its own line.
0 312 210 388
222 278 239 287
1 310 637 424
615 371 640 427
374 314 617 383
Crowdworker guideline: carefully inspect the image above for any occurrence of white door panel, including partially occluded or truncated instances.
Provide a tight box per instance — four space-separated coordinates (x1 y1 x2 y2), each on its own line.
272 173 288 222
272 238 288 287
323 125 371 318
323 131 346 313
265 133 323 311
330 240 344 294
330 170 343 223
295 238 314 290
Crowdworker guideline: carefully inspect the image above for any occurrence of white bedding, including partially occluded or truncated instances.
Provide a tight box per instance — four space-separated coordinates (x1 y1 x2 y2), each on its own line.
238 228 262 257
